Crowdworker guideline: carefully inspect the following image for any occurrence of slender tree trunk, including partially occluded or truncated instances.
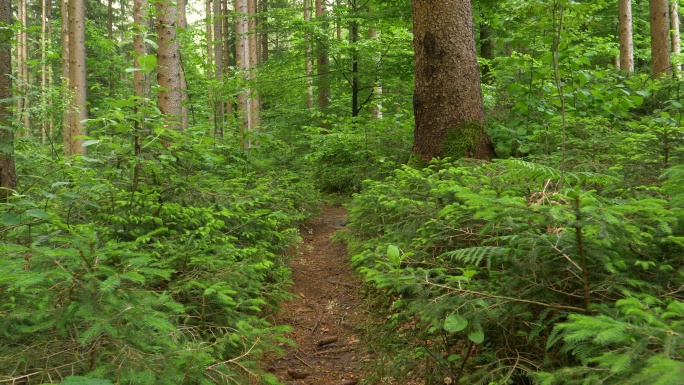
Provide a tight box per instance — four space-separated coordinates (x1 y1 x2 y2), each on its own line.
236 0 250 146
248 0 260 129
66 0 87 155
108 0 115 94
205 0 215 131
61 0 70 149
133 0 150 156
411 0 495 163
41 0 49 142
315 0 330 110
619 0 635 71
671 0 681 74
650 0 671 77
213 0 224 134
350 0 359 117
304 0 314 109
260 0 268 62
222 0 233 129
0 0 16 197
479 20 493 82
369 25 382 119
156 0 183 130
178 0 189 129
17 0 29 134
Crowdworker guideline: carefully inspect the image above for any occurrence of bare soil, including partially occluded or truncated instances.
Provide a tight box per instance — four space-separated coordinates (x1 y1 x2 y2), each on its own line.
264 205 367 385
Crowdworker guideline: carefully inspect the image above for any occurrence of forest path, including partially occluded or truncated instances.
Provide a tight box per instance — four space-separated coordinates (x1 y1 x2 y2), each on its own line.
264 205 366 385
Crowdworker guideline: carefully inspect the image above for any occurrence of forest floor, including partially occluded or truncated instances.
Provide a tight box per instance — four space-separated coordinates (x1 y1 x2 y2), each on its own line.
262 204 375 385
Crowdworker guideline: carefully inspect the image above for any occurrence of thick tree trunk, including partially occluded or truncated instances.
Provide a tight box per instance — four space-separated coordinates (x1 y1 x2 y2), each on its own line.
619 0 635 71
0 0 16 196
156 0 183 130
671 0 681 74
66 0 87 155
650 0 671 77
248 0 260 130
236 0 251 146
315 0 330 110
411 0 495 163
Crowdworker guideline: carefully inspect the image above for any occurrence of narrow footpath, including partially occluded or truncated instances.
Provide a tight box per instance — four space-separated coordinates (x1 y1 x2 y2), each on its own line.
264 205 366 385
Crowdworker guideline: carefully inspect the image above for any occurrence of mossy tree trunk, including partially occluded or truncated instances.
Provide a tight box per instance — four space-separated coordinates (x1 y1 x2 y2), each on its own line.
411 0 495 164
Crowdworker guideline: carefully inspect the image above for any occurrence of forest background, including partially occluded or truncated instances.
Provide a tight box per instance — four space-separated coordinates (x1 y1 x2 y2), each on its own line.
0 0 683 384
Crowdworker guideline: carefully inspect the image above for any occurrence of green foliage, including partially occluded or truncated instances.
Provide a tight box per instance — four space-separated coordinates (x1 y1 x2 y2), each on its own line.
1 116 319 383
537 296 684 385
342 157 682 384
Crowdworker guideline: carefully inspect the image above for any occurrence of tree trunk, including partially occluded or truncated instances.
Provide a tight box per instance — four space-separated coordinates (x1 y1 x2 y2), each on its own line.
108 0 115 94
350 0 359 117
248 0 260 130
66 0 87 155
671 0 681 74
479 20 493 82
619 0 635 71
369 25 382 119
61 0 70 148
41 0 49 142
304 0 314 109
650 0 671 77
0 0 16 197
411 0 495 163
236 0 251 146
156 0 183 130
315 0 330 110
178 0 189 129
133 0 150 155
17 0 29 134
260 0 268 62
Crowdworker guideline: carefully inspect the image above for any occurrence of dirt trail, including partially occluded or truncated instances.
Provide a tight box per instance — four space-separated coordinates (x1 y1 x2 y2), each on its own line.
265 205 367 385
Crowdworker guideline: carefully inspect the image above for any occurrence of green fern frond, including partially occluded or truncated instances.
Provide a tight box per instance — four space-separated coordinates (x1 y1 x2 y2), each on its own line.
441 246 506 267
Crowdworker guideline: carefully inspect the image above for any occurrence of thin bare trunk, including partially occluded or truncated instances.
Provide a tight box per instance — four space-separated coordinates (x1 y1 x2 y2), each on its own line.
156 0 183 130
17 0 29 134
178 0 189 129
671 0 681 74
236 0 251 146
133 0 150 156
369 25 382 119
305 0 314 109
61 0 70 149
248 0 260 130
619 0 635 71
0 0 16 196
206 0 215 131
260 0 268 62
213 0 224 133
41 0 49 141
650 0 671 77
67 0 87 155
315 0 330 110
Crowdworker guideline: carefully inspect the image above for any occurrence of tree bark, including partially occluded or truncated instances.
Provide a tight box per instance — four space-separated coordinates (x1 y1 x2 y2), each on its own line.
66 0 87 155
17 0 29 134
156 0 183 130
315 0 330 110
650 0 671 77
0 0 16 197
619 0 635 71
41 0 49 141
479 20 493 82
236 0 251 146
369 25 382 119
304 0 314 109
260 0 268 62
411 0 495 163
671 0 681 74
350 0 359 117
178 0 189 129
61 0 70 148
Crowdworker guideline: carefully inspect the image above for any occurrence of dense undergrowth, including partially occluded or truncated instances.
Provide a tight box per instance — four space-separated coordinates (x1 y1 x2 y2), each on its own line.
0 127 320 384
338 70 684 384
